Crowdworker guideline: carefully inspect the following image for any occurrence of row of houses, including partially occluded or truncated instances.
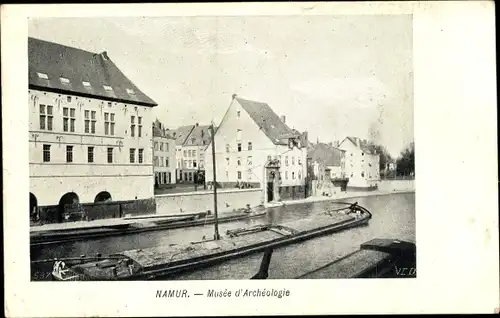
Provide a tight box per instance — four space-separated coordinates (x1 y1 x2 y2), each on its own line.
28 37 381 218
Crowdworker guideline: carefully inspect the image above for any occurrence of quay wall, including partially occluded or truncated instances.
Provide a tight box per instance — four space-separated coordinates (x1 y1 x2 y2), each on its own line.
377 179 415 192
155 188 263 216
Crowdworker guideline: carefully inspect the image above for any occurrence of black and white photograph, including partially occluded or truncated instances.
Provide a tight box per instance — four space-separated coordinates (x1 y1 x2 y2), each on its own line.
28 14 416 282
2 2 498 316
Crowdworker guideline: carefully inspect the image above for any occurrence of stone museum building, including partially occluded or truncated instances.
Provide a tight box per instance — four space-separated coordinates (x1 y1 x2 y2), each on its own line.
28 37 158 215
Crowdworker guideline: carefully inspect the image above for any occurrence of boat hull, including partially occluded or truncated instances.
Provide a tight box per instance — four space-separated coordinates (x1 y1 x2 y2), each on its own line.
30 210 267 247
123 213 370 280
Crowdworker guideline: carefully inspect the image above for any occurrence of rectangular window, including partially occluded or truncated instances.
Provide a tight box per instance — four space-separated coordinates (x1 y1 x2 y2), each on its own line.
193 150 197 157
285 171 288 179
237 171 242 180
39 104 46 130
107 147 113 163
63 107 76 132
154 156 158 166
200 160 204 168
165 158 169 167
160 156 164 166
236 129 242 141
226 144 230 153
104 112 110 135
91 111 96 134
84 110 90 133
237 111 241 118
47 106 53 131
248 169 252 180
298 171 302 179
189 160 192 168
43 144 51 162
154 142 159 151
110 113 115 135
292 172 295 179
292 157 295 165
183 150 187 157
193 160 197 168
88 146 94 163
138 148 144 163
138 116 142 137
39 104 53 130
285 156 289 166
66 145 73 163
165 143 169 152
237 158 241 166
226 157 230 166
237 143 242 152
130 148 136 163
160 143 163 151
247 156 253 166
130 116 135 137
248 142 252 151
183 160 187 167
298 157 302 165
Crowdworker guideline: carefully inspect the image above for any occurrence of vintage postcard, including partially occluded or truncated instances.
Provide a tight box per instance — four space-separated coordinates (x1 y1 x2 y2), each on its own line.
2 1 498 316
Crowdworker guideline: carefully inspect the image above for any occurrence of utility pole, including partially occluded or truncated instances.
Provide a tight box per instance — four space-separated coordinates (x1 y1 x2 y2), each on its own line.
210 124 220 240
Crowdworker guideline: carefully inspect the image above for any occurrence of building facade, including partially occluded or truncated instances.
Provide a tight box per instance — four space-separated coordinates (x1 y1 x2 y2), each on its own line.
307 142 346 181
152 119 176 186
338 136 380 188
29 37 157 212
204 95 308 203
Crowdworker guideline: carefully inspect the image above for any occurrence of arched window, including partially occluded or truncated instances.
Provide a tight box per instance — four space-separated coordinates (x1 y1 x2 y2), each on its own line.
94 191 112 203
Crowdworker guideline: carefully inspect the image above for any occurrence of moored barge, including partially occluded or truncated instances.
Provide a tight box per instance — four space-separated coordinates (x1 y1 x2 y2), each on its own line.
50 202 372 281
31 206 267 247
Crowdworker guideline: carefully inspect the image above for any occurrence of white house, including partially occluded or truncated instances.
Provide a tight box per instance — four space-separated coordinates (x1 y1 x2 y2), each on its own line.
29 37 157 212
338 136 380 188
204 95 308 203
152 119 176 186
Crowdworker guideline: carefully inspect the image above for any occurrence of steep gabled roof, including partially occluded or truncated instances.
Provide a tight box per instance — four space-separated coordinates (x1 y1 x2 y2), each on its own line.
235 97 299 146
172 125 196 146
308 142 345 166
152 119 175 139
342 136 375 154
182 124 212 147
28 37 157 107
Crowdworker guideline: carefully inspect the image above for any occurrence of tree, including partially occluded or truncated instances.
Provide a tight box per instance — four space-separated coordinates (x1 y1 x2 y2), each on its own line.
396 142 415 176
365 142 392 172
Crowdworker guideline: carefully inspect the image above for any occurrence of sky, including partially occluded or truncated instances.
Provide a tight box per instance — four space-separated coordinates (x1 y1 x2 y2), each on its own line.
29 15 413 157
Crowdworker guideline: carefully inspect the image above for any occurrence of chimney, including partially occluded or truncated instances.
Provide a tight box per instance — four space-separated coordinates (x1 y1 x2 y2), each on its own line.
280 115 286 124
232 94 237 100
335 140 340 147
196 123 199 127
201 130 205 138
101 51 109 61
328 142 333 147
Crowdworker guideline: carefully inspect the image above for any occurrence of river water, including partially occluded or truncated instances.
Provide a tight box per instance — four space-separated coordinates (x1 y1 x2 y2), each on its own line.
31 193 415 280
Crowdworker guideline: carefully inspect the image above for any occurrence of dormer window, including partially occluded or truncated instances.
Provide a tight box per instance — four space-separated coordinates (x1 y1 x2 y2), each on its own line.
60 77 70 84
82 81 91 87
103 85 113 91
37 72 49 79
126 88 135 95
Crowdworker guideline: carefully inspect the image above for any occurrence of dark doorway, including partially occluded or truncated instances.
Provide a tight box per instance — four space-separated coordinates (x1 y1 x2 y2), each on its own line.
94 191 112 203
30 192 37 219
267 182 274 202
58 192 79 222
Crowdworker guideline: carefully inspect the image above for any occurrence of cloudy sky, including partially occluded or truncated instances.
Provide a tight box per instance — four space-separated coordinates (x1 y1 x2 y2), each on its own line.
29 15 413 157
